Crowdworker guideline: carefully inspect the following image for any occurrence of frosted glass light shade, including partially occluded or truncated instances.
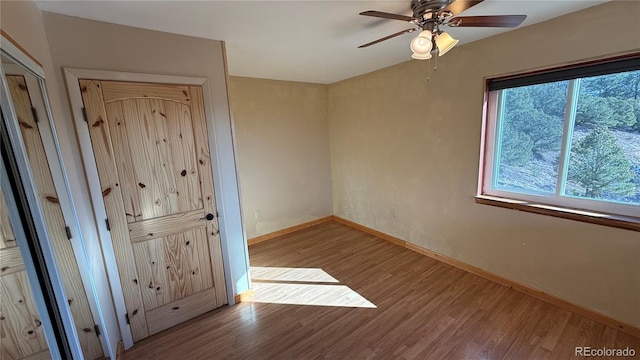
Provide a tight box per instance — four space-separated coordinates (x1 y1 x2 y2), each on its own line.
411 52 432 60
435 32 459 56
410 30 433 58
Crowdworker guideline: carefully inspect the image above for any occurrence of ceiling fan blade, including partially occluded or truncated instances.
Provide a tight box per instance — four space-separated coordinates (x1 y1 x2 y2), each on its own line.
359 10 414 22
449 15 527 28
442 1 484 16
358 28 417 48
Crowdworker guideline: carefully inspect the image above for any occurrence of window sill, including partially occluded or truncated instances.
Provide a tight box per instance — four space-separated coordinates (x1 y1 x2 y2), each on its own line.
475 195 640 232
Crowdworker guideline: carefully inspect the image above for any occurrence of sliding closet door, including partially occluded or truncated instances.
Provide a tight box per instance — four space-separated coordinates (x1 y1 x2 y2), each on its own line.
3 74 103 359
0 187 50 360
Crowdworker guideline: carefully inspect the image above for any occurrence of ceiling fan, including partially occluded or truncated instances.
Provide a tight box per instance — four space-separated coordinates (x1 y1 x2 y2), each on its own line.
358 0 527 59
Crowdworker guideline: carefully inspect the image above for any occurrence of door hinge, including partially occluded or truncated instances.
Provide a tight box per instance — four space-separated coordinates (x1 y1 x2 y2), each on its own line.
105 218 111 231
81 107 88 123
94 324 101 337
31 107 39 124
64 226 72 240
125 313 130 325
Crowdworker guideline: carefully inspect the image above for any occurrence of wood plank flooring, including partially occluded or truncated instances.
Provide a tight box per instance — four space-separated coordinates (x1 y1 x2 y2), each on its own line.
122 221 639 359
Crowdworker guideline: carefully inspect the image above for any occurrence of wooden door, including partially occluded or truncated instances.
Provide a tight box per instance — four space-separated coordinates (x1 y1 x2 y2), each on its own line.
3 75 103 360
0 188 50 360
79 80 227 341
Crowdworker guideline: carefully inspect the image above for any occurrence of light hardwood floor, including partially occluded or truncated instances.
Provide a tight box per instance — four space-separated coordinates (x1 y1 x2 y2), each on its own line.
122 221 639 359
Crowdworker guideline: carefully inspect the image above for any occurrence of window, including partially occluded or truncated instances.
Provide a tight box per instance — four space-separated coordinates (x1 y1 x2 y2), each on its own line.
480 55 640 221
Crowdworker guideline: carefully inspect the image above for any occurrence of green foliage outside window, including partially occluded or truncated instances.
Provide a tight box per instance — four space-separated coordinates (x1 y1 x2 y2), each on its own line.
567 127 635 198
495 70 640 205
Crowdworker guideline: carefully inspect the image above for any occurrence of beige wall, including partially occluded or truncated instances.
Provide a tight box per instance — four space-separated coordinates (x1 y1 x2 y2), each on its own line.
1 1 52 67
329 1 640 326
229 77 332 239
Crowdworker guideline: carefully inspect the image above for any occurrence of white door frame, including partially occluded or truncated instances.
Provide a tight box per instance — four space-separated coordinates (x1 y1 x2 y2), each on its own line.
64 68 239 348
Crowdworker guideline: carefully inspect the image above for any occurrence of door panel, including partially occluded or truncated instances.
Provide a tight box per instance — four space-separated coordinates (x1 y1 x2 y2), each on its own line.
0 188 50 360
0 246 24 274
145 287 216 336
0 187 16 249
4 75 102 359
0 272 49 360
132 227 214 311
104 98 202 222
80 80 226 342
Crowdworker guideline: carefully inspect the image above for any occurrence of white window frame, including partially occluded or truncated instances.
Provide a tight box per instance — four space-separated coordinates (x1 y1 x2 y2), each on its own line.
480 71 640 220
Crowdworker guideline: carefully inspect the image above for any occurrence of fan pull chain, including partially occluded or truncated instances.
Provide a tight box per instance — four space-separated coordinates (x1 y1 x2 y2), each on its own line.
434 52 438 72
427 58 431 82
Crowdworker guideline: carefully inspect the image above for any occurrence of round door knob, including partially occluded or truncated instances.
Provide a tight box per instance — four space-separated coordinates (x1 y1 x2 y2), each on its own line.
205 213 215 221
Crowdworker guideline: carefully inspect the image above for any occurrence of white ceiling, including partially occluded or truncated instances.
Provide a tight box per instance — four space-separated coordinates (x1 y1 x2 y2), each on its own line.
37 0 609 84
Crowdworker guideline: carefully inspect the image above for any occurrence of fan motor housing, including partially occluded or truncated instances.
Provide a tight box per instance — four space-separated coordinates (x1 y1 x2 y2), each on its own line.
410 0 454 18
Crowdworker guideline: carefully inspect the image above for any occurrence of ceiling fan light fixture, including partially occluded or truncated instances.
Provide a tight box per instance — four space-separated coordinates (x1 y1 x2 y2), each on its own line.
411 52 433 60
435 31 459 56
410 30 433 58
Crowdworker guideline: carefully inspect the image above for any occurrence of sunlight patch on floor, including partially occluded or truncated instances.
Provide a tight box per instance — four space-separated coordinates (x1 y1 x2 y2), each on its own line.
250 266 339 283
248 266 376 308
248 282 377 308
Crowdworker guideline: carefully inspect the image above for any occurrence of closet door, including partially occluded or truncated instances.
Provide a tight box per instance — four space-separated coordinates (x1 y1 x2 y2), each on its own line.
0 186 50 360
4 75 103 359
